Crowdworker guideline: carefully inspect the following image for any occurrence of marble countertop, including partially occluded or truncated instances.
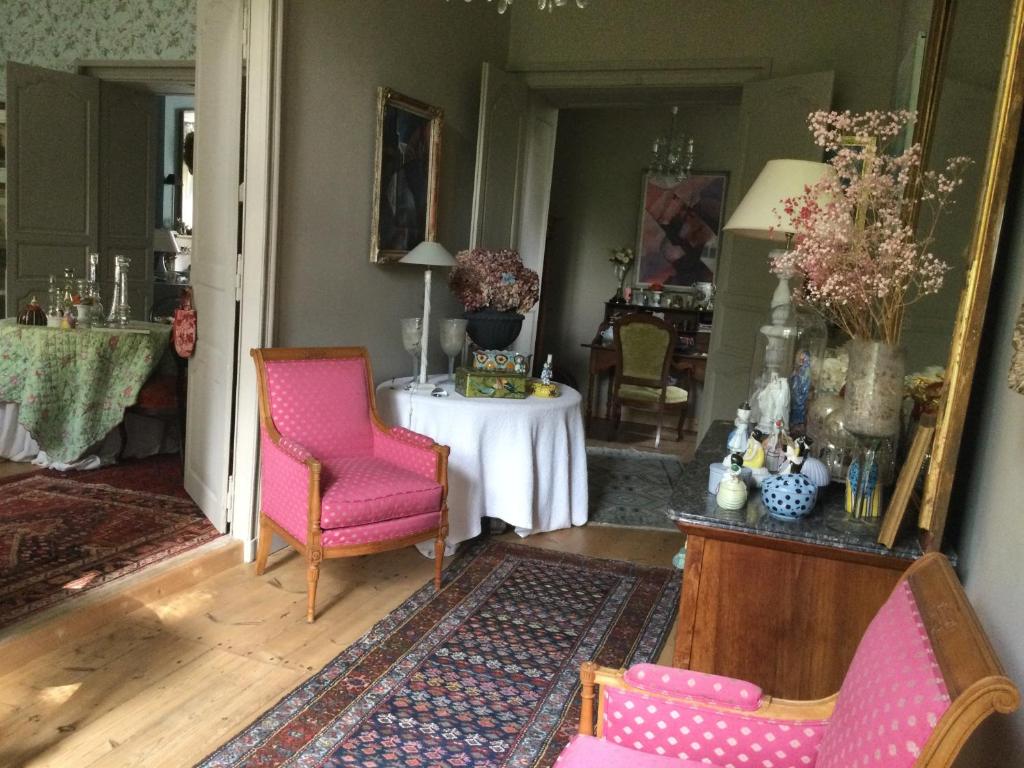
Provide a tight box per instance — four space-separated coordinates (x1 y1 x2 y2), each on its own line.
667 421 924 562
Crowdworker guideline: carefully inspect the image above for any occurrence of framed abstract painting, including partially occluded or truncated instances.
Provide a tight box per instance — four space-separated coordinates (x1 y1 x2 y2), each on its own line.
634 171 728 289
370 88 443 263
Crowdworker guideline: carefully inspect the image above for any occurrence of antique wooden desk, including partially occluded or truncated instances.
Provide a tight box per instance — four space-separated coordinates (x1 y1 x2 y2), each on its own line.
667 422 931 700
582 302 711 429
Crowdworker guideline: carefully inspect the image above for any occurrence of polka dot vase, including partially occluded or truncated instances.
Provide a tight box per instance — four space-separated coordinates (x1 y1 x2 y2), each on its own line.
761 473 818 521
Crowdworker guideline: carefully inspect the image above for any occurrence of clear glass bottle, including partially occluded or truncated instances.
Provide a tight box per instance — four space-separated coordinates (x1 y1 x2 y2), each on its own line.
108 255 132 326
86 253 104 324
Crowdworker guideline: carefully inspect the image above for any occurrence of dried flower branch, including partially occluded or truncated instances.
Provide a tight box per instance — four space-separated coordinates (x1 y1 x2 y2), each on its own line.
772 110 971 345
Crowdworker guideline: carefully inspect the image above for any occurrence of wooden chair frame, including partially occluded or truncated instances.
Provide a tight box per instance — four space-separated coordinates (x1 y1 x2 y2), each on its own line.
577 553 1019 766
251 346 450 623
612 313 688 447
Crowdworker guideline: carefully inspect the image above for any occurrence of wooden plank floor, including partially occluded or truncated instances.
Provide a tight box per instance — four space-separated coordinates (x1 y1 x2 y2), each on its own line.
0 524 683 767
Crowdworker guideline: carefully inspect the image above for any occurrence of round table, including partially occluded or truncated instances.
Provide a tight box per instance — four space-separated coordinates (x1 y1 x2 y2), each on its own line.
376 375 588 555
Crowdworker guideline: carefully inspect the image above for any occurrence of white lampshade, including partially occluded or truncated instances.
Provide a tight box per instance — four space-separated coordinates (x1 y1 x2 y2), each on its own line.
153 228 180 253
723 159 836 242
400 240 456 267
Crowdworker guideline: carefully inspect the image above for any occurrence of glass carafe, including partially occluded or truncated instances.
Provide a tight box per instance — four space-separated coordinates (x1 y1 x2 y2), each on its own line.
108 255 132 326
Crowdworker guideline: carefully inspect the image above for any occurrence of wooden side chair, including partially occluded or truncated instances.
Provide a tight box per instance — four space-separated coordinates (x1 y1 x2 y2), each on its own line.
557 552 1020 767
611 313 688 447
251 347 450 622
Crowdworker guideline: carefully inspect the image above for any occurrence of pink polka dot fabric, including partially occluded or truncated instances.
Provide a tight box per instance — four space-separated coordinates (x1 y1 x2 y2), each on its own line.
320 510 439 548
259 429 314 543
557 734 703 767
815 581 950 767
600 685 827 767
626 665 763 711
319 456 442 528
373 426 439 481
264 358 374 460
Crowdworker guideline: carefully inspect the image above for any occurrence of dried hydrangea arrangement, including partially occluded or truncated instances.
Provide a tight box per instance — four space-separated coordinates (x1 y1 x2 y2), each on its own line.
448 248 540 314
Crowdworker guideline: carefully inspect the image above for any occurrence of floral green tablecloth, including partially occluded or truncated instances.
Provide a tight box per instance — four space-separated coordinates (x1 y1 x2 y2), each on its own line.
0 322 171 463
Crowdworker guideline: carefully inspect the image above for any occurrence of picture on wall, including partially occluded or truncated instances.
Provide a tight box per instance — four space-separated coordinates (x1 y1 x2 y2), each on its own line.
370 87 443 263
635 171 728 288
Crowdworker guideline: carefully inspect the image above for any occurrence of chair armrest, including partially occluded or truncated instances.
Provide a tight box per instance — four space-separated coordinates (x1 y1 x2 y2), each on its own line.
259 428 319 542
625 664 763 711
373 424 444 481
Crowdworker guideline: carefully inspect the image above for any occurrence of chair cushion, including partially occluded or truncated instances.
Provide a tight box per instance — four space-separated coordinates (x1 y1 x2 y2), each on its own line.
816 580 951 768
320 510 438 548
319 456 442 529
619 384 688 404
556 735 707 768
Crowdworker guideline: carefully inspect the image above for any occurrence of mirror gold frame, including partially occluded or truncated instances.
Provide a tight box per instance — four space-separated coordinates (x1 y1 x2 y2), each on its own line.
918 0 1024 549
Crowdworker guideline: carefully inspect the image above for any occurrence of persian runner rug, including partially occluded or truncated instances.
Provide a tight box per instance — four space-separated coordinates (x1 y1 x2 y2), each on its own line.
587 446 683 530
0 456 219 629
198 541 680 768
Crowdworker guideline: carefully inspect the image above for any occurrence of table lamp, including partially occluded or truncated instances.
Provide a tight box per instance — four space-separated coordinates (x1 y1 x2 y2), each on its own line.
722 159 835 430
400 240 457 394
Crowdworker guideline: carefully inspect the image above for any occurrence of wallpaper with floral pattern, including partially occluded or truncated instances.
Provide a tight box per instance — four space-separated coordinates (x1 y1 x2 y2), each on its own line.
0 0 196 101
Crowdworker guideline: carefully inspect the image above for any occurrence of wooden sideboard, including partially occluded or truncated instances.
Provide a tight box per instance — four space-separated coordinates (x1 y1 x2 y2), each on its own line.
583 302 712 430
668 422 932 700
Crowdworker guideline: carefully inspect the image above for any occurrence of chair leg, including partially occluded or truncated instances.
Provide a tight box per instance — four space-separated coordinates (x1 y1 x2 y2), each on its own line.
433 521 448 590
612 397 621 438
654 407 664 449
676 403 688 442
306 558 321 624
254 514 272 576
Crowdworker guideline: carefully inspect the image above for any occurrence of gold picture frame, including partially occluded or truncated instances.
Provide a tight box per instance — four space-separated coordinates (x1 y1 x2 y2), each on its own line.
370 87 443 264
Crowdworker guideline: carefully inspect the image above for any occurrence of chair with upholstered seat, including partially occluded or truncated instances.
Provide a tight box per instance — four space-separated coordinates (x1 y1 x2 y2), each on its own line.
251 347 450 623
611 313 688 447
556 552 1020 768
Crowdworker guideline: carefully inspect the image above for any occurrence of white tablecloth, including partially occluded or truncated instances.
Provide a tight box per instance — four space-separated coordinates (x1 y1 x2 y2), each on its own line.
376 375 588 555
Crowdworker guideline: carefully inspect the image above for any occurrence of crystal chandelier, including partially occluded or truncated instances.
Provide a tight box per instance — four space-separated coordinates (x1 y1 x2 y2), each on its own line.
452 0 589 14
650 106 695 183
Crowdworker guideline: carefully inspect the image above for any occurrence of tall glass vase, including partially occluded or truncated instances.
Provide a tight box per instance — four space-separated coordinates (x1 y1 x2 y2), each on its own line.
610 263 628 304
843 339 905 518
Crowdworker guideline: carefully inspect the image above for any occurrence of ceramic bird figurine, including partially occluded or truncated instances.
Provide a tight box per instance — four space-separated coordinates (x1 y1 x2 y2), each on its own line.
780 436 808 475
716 453 748 511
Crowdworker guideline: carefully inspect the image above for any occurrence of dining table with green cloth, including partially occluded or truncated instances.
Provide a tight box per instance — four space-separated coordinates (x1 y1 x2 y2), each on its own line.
0 321 172 464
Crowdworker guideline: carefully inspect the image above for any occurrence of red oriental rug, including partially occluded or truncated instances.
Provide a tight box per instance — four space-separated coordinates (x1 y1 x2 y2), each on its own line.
0 456 219 630
198 541 680 768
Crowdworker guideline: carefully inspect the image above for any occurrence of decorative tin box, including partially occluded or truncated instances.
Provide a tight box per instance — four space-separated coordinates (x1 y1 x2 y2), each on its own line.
455 368 528 399
471 350 530 374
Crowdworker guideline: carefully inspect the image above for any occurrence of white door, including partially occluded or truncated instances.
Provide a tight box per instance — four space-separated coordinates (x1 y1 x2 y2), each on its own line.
470 64 558 359
184 0 245 533
701 71 835 438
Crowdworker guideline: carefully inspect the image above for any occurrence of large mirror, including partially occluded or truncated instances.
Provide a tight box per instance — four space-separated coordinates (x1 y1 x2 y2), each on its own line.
919 0 1023 547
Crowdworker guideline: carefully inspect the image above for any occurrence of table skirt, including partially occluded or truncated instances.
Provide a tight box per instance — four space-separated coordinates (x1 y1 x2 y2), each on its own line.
377 376 588 555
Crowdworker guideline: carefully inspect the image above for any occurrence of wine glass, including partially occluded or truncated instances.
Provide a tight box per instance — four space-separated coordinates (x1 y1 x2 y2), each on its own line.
399 317 422 390
440 319 468 391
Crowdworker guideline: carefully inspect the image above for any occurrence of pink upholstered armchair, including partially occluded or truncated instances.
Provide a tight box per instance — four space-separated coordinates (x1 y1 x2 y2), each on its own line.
251 347 449 623
558 553 1019 768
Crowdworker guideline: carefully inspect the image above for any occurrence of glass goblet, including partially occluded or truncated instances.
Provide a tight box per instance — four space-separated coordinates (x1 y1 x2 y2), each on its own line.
440 318 468 387
400 317 423 390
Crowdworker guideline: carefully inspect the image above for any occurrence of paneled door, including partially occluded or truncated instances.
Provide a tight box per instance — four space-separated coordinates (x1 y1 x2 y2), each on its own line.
470 63 558 360
5 63 100 314
701 71 835 437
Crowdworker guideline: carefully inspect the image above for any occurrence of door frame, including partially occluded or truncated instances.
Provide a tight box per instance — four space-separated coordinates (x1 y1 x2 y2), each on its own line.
75 0 282 557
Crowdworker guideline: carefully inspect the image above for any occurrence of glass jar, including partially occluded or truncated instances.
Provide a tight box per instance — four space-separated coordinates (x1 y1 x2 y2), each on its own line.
844 339 905 439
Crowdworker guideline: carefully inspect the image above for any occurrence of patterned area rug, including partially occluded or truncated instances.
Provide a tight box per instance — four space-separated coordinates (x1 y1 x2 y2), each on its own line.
0 457 219 629
198 541 680 768
587 446 684 530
